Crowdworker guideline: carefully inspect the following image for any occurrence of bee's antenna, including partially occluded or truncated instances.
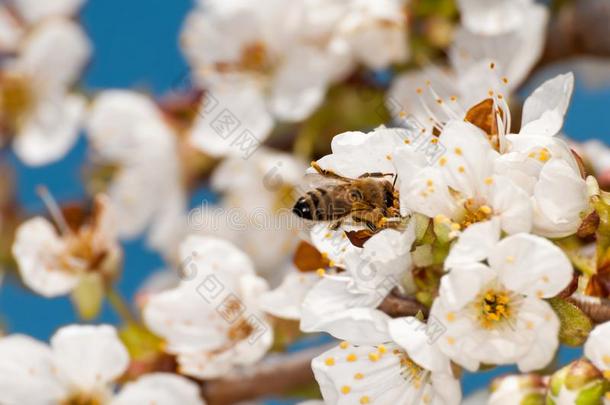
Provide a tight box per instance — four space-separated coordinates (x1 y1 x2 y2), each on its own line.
392 174 398 189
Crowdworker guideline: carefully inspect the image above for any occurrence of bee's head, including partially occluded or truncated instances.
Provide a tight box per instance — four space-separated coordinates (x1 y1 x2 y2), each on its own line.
293 197 313 219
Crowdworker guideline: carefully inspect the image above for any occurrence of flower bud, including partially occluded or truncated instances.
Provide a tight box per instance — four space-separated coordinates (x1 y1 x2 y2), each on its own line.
547 359 610 404
489 374 546 405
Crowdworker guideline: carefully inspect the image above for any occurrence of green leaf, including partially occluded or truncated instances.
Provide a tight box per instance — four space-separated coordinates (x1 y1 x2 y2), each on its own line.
548 297 593 346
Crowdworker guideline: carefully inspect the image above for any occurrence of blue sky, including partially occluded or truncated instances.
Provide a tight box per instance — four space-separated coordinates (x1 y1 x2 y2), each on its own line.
2 0 610 399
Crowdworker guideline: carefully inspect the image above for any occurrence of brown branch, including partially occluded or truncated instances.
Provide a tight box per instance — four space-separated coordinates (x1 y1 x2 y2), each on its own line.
202 344 333 405
377 289 429 318
540 0 610 65
200 290 427 404
568 295 610 324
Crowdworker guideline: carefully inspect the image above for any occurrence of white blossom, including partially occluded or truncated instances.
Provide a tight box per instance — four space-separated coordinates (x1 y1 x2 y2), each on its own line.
12 194 121 297
86 90 187 257
300 222 416 345
143 235 273 379
2 18 90 165
192 147 306 278
430 219 573 372
184 0 409 156
312 317 460 405
0 324 204 405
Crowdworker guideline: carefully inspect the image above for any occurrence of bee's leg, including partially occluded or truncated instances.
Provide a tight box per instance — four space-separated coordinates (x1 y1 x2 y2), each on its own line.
329 220 342 231
311 161 353 182
358 172 395 179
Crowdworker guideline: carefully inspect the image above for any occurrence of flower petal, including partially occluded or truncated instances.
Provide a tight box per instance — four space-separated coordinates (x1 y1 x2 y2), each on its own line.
514 297 560 372
388 317 453 375
520 73 574 137
13 93 85 166
532 158 587 238
12 217 79 297
491 233 573 298
269 46 332 121
438 263 497 311
259 270 320 320
584 321 610 373
111 373 205 405
0 335 66 404
486 175 533 234
18 19 91 93
51 325 129 390
437 120 497 197
312 342 448 405
300 278 391 344
12 0 84 23
445 219 500 269
188 79 273 157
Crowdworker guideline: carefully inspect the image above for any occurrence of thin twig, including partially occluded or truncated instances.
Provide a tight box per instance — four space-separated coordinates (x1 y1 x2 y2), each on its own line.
202 344 333 405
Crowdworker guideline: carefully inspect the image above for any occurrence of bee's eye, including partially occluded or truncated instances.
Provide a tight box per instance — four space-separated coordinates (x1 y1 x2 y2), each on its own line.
349 190 363 201
384 190 394 208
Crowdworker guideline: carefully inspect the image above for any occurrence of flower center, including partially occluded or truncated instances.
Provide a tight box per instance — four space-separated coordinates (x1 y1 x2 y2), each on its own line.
399 353 427 388
227 317 254 342
61 391 105 405
476 288 514 329
0 72 34 135
458 198 493 229
239 41 269 73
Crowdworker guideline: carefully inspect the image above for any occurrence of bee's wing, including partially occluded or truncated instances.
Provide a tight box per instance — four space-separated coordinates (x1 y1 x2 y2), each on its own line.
300 172 347 191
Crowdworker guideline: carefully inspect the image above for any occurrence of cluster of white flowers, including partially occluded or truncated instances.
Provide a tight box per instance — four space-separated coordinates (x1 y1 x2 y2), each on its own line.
3 0 610 404
0 324 204 404
0 0 90 166
259 69 593 403
182 0 409 156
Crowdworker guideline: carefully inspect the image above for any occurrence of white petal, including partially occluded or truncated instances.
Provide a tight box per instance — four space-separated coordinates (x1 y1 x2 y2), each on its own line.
438 263 497 311
0 7 23 53
445 219 500 269
269 46 331 121
0 335 66 404
18 19 90 93
12 0 84 23
176 320 272 379
86 90 170 164
343 225 415 295
13 93 85 166
300 278 391 345
515 297 560 372
403 166 460 219
457 0 529 34
521 73 574 137
312 342 448 405
178 235 256 289
437 120 497 197
487 175 533 234
111 373 205 405
259 270 319 320
309 224 358 268
339 0 408 69
51 325 129 390
388 317 453 374
585 321 610 373
12 217 79 297
188 79 273 157
432 294 538 371
143 284 228 353
532 158 588 238
491 233 573 298
314 126 406 178
450 5 548 90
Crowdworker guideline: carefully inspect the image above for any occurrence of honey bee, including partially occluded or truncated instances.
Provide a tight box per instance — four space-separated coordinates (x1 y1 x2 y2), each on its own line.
292 161 401 232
